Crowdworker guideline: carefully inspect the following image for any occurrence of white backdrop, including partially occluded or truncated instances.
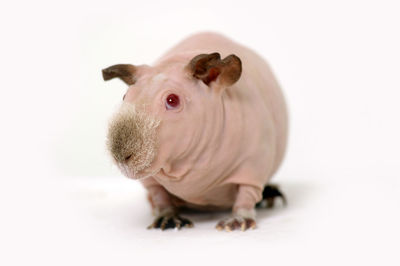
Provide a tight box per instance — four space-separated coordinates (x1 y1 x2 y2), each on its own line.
1 0 399 265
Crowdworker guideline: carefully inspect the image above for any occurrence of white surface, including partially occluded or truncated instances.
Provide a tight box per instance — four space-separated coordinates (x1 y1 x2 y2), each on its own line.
1 0 400 265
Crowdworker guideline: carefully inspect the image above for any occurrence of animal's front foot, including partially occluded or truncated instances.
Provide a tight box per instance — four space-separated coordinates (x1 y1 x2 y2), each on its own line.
147 212 194 230
216 216 256 231
216 208 256 231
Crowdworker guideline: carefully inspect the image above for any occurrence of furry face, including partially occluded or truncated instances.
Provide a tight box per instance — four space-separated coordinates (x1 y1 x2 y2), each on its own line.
107 103 160 179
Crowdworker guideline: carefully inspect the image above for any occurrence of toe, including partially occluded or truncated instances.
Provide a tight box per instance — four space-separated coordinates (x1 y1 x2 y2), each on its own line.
231 219 242 231
147 216 163 229
224 218 242 231
173 217 182 229
244 218 256 230
216 220 225 231
181 217 194 228
160 216 170 230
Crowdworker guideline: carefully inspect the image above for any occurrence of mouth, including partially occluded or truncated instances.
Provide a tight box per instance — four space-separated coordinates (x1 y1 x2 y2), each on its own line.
118 162 160 180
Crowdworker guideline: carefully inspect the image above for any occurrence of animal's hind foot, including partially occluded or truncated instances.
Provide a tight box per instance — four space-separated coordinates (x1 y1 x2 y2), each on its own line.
256 184 287 208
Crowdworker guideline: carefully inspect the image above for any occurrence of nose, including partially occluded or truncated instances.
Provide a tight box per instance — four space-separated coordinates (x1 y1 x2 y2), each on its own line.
108 122 137 163
124 154 132 162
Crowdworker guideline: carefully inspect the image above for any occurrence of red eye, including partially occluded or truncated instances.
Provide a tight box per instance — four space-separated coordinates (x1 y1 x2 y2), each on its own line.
165 94 180 110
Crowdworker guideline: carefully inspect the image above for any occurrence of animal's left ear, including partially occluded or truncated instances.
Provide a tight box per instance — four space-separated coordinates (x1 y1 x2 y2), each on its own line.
102 64 137 85
187 53 242 88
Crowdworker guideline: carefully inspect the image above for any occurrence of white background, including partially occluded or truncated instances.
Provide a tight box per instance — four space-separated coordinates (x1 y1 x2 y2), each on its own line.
1 0 399 265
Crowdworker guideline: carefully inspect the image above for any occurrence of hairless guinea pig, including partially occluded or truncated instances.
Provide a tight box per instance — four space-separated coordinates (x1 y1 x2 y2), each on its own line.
102 32 288 231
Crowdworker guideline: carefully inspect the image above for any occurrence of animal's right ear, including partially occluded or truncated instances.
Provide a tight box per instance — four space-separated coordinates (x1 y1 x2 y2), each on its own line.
186 53 242 89
102 64 137 85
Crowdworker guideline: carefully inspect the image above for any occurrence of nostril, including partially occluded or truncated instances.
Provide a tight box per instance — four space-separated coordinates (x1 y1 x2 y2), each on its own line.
125 154 132 162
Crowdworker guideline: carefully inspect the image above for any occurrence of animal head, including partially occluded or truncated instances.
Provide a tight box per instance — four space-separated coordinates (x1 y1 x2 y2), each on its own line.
103 52 242 179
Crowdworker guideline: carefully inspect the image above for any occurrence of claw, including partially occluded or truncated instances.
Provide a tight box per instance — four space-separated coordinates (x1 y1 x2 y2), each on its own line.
160 217 168 230
147 216 162 229
240 221 246 231
173 217 182 229
216 221 225 231
183 218 194 228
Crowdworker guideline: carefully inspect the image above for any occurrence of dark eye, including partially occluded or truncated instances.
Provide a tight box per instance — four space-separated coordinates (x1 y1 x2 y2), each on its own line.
165 94 180 110
123 94 126 101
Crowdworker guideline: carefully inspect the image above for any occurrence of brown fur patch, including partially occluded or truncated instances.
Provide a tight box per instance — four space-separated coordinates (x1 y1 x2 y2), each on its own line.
107 104 160 175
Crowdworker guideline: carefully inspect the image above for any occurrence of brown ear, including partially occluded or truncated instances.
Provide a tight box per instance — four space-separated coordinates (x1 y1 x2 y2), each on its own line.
102 64 137 85
187 53 242 87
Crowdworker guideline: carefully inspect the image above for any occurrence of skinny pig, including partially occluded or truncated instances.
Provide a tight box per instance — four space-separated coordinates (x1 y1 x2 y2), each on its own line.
102 32 288 231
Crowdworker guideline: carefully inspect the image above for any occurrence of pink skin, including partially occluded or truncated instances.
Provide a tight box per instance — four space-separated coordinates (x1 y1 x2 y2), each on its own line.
114 32 288 230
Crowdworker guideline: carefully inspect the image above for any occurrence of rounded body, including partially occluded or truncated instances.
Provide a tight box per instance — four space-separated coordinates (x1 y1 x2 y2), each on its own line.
140 32 288 209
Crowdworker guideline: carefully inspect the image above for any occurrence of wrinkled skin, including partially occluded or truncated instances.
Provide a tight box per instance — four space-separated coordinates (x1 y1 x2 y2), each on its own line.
104 32 288 231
